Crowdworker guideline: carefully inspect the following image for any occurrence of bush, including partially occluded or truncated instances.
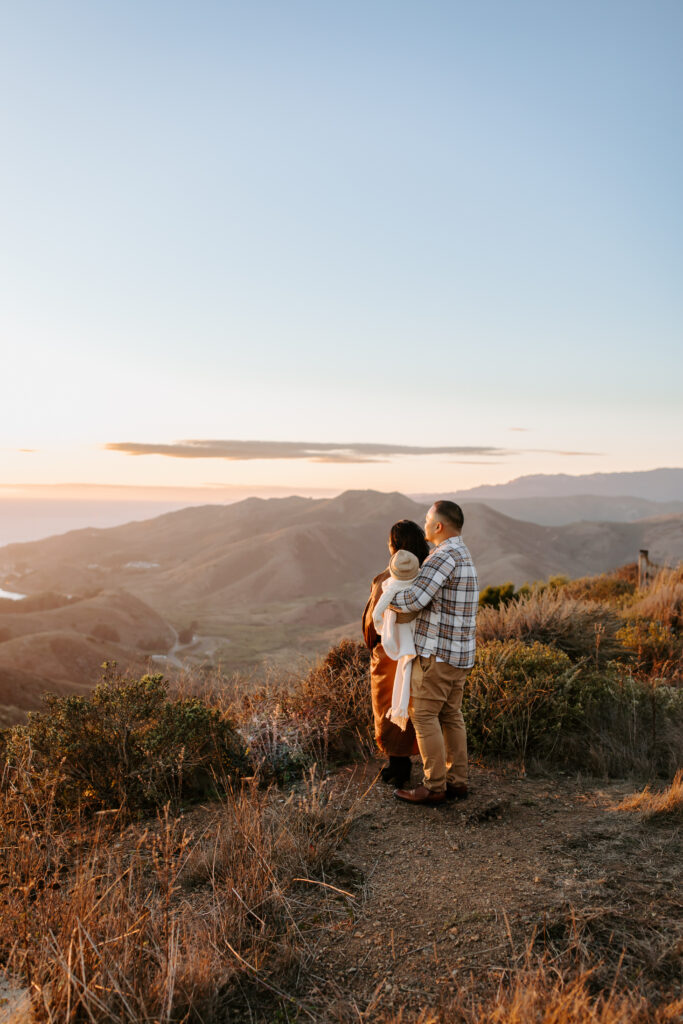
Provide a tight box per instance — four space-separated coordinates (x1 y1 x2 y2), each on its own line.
466 640 578 764
563 572 637 606
466 640 683 775
557 665 683 777
477 589 625 665
241 702 317 783
238 640 372 780
616 618 682 677
4 666 247 812
296 639 372 758
479 582 517 609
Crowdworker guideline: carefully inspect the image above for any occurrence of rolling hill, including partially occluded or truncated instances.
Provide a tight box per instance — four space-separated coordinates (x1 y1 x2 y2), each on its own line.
0 490 682 709
0 590 176 725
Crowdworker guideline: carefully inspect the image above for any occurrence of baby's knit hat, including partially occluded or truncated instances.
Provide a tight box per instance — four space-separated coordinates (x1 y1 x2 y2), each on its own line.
389 549 420 582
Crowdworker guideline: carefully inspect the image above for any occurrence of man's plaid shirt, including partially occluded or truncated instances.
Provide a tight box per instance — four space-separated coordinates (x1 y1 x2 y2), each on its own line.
391 536 479 669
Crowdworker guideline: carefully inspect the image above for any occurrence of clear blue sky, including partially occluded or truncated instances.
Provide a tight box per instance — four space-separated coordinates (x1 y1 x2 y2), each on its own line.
2 0 682 495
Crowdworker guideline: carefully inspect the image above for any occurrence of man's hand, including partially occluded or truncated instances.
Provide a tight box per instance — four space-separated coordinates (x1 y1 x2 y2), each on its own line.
394 608 419 623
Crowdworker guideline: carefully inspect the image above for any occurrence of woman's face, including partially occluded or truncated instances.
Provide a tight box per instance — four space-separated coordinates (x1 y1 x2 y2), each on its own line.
388 539 397 556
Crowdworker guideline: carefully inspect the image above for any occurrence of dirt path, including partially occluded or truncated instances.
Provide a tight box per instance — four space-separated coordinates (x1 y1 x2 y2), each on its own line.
307 760 682 1019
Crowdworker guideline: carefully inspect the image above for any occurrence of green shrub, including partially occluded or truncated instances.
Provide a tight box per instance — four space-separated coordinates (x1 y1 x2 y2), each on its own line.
560 665 683 777
466 640 578 765
466 639 683 776
4 666 247 812
479 582 517 609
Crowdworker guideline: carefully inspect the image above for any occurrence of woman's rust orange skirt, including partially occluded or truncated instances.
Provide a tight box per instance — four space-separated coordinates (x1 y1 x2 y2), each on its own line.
370 644 419 757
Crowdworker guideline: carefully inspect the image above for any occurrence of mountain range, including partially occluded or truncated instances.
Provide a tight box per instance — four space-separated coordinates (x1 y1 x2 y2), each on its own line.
1 489 682 722
449 468 683 501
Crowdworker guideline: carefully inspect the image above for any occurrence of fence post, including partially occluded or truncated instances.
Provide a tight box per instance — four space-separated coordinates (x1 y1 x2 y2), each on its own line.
638 549 650 589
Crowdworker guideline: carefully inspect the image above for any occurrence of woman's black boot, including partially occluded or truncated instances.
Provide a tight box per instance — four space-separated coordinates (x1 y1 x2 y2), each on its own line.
380 756 411 786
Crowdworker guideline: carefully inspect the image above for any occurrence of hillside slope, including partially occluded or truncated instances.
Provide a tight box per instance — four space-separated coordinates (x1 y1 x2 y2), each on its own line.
0 590 176 724
2 490 681 602
1 491 682 676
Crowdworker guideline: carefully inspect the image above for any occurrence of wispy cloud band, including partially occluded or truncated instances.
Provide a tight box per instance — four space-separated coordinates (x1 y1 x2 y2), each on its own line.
106 440 601 464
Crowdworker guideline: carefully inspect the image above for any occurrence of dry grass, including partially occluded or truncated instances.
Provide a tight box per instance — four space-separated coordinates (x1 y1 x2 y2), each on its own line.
418 968 683 1023
617 768 683 819
183 640 375 779
1 563 682 1021
629 566 683 630
476 589 624 666
0 756 365 1022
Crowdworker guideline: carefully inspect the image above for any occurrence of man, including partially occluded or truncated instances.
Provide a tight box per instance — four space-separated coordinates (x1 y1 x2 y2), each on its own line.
389 500 478 806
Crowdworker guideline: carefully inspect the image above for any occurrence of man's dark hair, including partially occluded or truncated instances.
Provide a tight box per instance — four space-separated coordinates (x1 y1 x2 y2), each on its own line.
433 500 464 531
389 520 430 565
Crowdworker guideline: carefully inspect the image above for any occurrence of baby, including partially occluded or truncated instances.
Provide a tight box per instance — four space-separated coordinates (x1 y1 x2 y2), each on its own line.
372 549 420 730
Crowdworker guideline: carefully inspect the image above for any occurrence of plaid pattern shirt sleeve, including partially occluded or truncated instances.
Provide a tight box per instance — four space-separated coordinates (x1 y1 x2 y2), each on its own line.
391 537 479 668
391 547 456 612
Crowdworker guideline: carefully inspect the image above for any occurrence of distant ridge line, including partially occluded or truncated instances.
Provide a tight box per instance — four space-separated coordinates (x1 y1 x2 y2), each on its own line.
436 468 683 502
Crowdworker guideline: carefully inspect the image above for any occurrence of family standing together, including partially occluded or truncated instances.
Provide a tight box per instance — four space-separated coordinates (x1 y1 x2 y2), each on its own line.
362 500 479 806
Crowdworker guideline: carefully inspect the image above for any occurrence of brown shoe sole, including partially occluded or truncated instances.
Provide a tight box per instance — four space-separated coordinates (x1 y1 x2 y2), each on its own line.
394 788 446 806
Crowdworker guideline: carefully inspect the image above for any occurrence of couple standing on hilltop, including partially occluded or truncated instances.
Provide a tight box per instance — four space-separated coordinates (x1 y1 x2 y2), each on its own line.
362 501 478 806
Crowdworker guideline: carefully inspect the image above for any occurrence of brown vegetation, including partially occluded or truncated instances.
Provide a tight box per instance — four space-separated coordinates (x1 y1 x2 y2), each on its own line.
0 758 363 1021
1 559 681 1021
617 768 683 819
476 588 625 665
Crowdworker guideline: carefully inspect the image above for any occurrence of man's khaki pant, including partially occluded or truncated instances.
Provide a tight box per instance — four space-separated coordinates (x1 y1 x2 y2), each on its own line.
409 655 469 792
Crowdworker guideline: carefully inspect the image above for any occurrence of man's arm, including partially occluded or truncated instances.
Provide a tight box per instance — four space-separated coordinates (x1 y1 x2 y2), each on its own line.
395 608 419 623
390 549 456 612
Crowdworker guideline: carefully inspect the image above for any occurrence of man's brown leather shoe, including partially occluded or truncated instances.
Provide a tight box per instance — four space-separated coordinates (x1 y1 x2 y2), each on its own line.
445 783 469 801
394 784 446 805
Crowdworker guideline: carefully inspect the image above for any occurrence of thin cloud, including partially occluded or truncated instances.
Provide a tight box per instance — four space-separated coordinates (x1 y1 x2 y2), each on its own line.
106 439 600 464
508 427 529 432
106 440 510 463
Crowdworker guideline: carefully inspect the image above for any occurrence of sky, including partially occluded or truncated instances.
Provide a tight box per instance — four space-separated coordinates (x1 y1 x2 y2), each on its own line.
2 0 682 499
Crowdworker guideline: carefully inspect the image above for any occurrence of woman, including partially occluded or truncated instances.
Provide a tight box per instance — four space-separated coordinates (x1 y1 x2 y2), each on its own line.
362 519 430 787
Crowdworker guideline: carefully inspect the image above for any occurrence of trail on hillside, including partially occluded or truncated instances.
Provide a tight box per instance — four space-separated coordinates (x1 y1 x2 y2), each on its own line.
302 762 682 1020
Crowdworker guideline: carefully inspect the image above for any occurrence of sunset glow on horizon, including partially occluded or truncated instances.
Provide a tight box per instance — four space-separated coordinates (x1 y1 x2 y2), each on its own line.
2 1 682 498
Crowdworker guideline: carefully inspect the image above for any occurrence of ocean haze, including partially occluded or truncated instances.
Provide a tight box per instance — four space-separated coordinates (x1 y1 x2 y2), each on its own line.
0 500 202 547
0 485 338 547
2 469 683 547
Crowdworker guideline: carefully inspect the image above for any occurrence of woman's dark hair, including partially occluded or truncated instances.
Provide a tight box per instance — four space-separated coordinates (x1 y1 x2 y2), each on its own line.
389 520 430 565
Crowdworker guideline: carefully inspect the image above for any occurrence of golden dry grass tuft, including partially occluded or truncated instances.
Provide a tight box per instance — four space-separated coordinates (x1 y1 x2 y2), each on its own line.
629 566 683 630
617 768 683 819
0 756 364 1022
413 967 683 1024
476 589 624 665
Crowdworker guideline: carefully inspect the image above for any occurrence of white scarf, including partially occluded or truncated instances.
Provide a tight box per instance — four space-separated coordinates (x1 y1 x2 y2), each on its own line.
373 576 417 731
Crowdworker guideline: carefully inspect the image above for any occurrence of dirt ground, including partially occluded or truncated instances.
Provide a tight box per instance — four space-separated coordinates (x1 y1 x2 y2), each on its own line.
304 760 683 1020
1 762 680 1024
